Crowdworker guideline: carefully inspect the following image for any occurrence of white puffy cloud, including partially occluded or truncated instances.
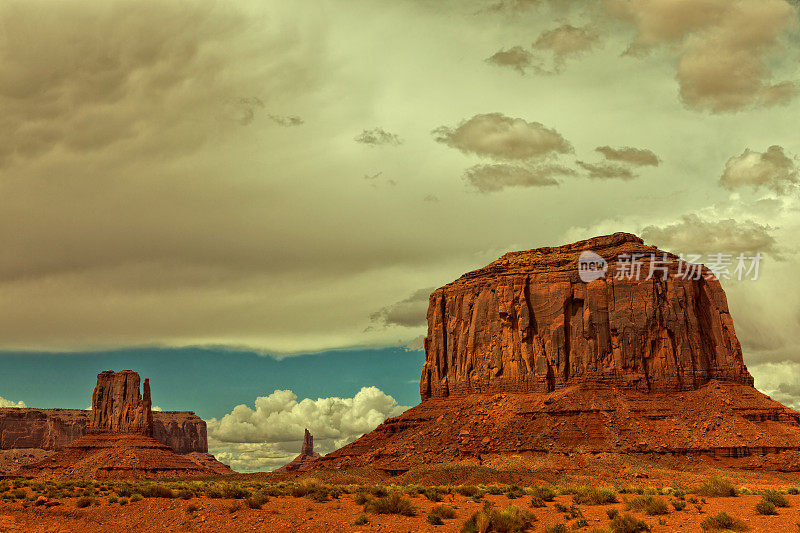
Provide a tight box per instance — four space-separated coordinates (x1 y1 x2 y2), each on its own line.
206 387 409 472
0 396 26 408
720 145 798 194
607 0 799 112
485 46 534 74
433 113 573 160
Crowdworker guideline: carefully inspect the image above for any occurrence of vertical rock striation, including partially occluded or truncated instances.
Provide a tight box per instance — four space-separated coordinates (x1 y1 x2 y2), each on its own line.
420 233 753 399
90 370 153 435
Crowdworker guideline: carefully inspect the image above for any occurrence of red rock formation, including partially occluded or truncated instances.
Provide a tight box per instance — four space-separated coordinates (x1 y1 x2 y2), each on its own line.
421 233 752 398
15 369 232 478
0 408 208 453
90 370 153 435
313 234 800 474
20 433 232 479
277 429 322 472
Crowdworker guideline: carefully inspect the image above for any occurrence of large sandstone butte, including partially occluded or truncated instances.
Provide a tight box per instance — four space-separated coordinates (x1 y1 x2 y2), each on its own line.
315 233 800 474
17 370 232 479
420 232 752 397
89 370 153 435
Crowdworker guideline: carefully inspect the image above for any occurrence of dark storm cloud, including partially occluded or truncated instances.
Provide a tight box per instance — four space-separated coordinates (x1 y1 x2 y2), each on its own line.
485 46 534 74
463 163 572 192
354 128 402 146
433 113 572 160
595 146 660 167
369 288 434 328
576 160 636 180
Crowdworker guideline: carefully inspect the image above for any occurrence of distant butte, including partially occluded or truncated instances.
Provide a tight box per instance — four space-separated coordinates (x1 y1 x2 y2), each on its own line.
314 233 800 474
17 370 232 479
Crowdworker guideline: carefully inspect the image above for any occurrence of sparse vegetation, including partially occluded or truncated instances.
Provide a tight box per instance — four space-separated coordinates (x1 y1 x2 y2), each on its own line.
363 492 416 516
762 489 789 508
572 487 618 505
530 486 556 502
700 511 749 531
625 495 668 515
609 513 651 533
428 504 456 524
461 502 537 533
755 499 777 515
75 497 95 508
354 512 369 525
694 478 737 497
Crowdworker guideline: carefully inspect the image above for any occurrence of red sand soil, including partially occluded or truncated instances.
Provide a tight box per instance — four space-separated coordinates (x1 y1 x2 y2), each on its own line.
2 490 800 532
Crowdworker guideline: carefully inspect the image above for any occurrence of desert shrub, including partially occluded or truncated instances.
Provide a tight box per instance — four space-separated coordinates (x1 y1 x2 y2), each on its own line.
108 495 118 504
694 478 737 497
427 504 456 525
626 496 668 515
177 489 193 500
700 511 749 531
573 487 618 505
115 486 132 498
245 495 266 509
563 504 584 520
554 502 568 512
119 497 128 505
205 487 223 498
75 497 95 508
10 489 26 499
130 493 143 503
221 485 250 499
762 489 789 508
788 487 800 495
364 492 415 516
573 518 589 528
754 499 777 515
609 513 650 533
506 484 525 499
530 497 545 508
354 512 369 525
140 484 175 499
487 485 504 495
370 485 388 497
671 489 686 499
543 525 569 533
530 486 556 502
461 502 537 533
607 508 619 519
671 499 686 511
423 487 443 502
354 491 370 505
458 485 480 497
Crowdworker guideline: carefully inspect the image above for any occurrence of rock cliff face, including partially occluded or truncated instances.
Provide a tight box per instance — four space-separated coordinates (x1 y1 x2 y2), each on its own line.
0 408 207 453
421 233 752 399
90 370 153 435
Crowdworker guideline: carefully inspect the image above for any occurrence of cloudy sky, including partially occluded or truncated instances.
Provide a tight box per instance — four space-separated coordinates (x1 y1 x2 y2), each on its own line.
1 0 800 470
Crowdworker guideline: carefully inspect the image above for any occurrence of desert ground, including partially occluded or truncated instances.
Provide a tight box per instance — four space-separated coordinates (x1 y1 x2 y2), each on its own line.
4 458 800 533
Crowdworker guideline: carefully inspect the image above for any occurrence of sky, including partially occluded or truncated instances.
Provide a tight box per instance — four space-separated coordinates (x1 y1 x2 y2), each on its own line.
1 0 800 471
